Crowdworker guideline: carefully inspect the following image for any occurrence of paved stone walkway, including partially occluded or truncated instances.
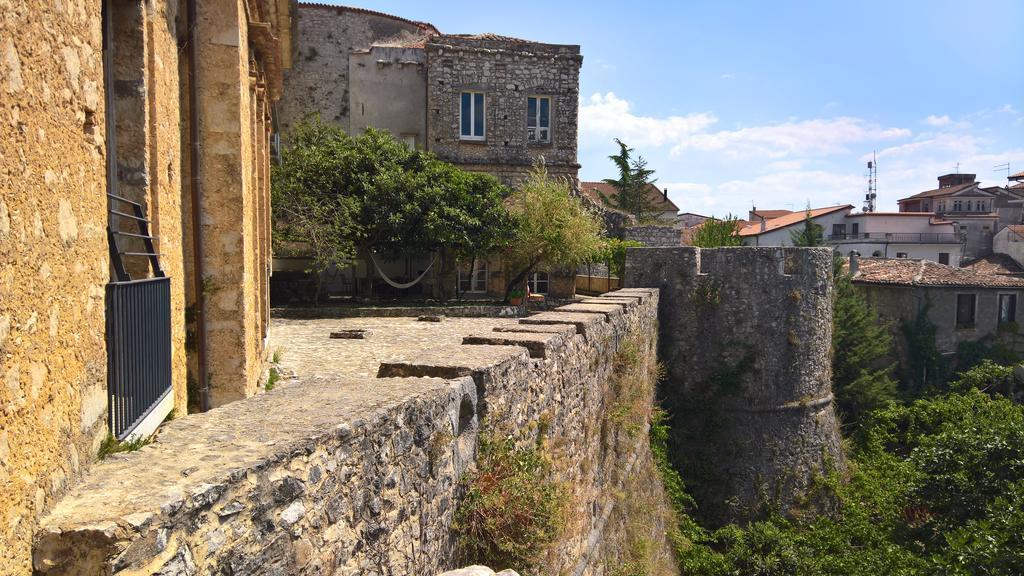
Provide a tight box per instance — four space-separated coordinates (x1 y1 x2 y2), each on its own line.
268 316 519 381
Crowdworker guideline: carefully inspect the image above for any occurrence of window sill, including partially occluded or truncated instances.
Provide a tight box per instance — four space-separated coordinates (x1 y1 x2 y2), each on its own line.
528 141 554 147
458 138 488 146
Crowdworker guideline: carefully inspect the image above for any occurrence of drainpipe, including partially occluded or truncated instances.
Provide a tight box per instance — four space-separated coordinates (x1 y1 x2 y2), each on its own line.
187 0 210 412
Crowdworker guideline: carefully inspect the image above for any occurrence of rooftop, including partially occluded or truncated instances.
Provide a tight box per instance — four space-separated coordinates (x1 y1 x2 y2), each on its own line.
851 257 1024 288
738 205 851 236
961 253 1024 277
898 182 978 201
579 181 679 214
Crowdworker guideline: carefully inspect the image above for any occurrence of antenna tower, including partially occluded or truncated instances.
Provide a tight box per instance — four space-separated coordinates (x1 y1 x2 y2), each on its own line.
864 151 877 213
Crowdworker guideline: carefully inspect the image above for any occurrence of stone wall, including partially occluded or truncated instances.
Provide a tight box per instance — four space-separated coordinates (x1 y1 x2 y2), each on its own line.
33 290 676 575
277 4 435 137
626 247 845 526
0 3 188 573
624 225 683 247
425 35 582 186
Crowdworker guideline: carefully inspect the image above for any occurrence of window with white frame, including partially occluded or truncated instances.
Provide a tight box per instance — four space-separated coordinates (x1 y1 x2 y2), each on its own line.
460 92 485 140
527 96 551 143
458 260 488 293
528 271 549 295
999 293 1017 325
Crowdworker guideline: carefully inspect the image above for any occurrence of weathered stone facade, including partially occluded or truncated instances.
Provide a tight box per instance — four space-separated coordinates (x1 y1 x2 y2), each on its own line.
626 247 845 526
624 225 684 247
277 4 436 137
424 34 582 186
33 291 676 575
1 2 292 572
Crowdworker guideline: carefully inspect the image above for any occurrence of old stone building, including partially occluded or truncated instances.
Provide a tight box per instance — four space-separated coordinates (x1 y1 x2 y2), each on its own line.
279 4 582 186
275 4 583 302
0 1 293 572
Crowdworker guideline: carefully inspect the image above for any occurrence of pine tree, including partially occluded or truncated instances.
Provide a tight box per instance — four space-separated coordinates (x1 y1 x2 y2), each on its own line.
832 256 898 426
790 208 824 246
601 139 660 221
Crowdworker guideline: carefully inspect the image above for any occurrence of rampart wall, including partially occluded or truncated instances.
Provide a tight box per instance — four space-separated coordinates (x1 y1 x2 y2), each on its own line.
626 246 844 526
34 290 675 575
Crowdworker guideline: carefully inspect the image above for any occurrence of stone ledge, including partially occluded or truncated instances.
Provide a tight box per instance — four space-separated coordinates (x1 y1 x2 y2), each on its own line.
377 345 529 379
556 303 624 319
34 375 474 575
518 311 606 335
462 331 565 359
579 297 638 309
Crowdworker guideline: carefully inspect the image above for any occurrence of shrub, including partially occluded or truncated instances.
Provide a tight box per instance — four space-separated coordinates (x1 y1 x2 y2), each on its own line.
454 430 568 570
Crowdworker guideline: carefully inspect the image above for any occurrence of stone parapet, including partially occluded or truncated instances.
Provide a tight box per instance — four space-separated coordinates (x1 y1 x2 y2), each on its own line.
34 290 670 575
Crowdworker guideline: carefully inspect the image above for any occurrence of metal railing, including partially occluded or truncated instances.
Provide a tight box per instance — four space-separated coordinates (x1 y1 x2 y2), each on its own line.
106 277 172 439
828 232 962 243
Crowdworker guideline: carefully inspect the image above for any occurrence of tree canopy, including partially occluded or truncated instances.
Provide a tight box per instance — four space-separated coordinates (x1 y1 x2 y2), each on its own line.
272 117 515 275
601 138 661 222
790 209 824 247
689 215 744 247
503 165 604 296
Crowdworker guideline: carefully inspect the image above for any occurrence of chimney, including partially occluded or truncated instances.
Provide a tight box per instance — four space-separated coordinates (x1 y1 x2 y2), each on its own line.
759 216 766 232
663 187 668 200
938 173 977 188
849 251 860 276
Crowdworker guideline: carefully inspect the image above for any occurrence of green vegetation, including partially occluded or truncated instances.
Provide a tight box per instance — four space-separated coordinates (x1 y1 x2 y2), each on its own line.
592 237 643 279
98 433 151 460
789 208 824 247
265 366 280 391
502 165 604 298
689 214 743 247
453 429 568 571
272 117 515 300
831 256 898 427
271 349 282 364
600 138 660 222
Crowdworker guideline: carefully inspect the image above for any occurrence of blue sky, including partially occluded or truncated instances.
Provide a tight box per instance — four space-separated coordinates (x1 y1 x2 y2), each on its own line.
324 0 1022 216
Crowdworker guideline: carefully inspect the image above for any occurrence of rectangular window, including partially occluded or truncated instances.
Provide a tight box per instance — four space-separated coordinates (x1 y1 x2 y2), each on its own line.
967 200 973 211
938 252 950 265
851 223 860 237
527 96 551 143
528 271 549 295
956 293 977 328
954 200 963 211
999 294 1017 325
458 260 488 293
460 92 485 140
832 223 846 238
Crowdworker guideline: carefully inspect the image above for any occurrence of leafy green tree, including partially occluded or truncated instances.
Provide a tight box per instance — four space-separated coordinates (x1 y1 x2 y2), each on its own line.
831 256 898 427
272 117 515 300
601 139 660 221
504 165 604 298
790 209 824 246
689 215 744 247
590 238 643 278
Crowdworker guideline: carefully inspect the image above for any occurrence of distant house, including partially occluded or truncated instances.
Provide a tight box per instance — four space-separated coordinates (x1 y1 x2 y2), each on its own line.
897 173 1023 259
748 208 794 222
740 205 964 264
678 212 710 228
1011 170 1024 191
579 181 680 224
851 255 1024 356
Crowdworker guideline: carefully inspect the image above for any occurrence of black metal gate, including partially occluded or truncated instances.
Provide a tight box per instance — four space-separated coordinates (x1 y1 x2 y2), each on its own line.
106 277 172 439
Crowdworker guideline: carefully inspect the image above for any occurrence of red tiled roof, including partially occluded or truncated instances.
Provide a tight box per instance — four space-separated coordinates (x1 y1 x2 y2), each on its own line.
738 205 852 236
852 257 1024 288
579 181 679 213
751 209 793 220
1010 170 1024 180
962 253 1024 277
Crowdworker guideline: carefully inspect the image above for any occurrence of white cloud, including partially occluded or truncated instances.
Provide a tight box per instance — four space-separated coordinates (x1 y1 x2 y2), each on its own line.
924 114 952 127
720 73 736 80
579 92 717 149
715 170 864 214
579 92 911 161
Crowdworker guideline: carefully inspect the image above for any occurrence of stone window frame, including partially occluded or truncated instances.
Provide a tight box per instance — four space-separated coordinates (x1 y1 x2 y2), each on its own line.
527 95 553 145
955 292 977 329
459 91 486 142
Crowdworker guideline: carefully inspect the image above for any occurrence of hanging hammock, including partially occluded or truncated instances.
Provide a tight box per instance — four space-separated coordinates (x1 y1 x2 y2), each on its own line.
369 252 437 290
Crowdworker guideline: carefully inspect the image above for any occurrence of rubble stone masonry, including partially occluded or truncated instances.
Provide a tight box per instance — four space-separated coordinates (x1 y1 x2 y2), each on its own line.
32 291 676 575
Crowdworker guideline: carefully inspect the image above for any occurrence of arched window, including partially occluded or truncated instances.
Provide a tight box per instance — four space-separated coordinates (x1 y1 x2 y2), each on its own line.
528 271 549 295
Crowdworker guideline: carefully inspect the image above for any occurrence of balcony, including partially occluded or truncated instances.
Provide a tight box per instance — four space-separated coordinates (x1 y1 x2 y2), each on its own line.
828 232 962 244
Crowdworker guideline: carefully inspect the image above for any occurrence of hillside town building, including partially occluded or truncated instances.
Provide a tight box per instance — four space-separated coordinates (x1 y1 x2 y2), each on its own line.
0 2 293 572
579 181 681 225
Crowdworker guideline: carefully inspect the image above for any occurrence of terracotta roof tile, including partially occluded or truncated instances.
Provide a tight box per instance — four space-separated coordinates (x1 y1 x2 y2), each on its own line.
738 205 852 236
852 257 1024 288
899 182 978 201
962 253 1024 276
579 181 679 213
751 209 793 220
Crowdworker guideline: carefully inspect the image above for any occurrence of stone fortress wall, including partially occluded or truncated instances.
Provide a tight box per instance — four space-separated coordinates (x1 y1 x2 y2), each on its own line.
33 290 676 575
626 246 845 525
